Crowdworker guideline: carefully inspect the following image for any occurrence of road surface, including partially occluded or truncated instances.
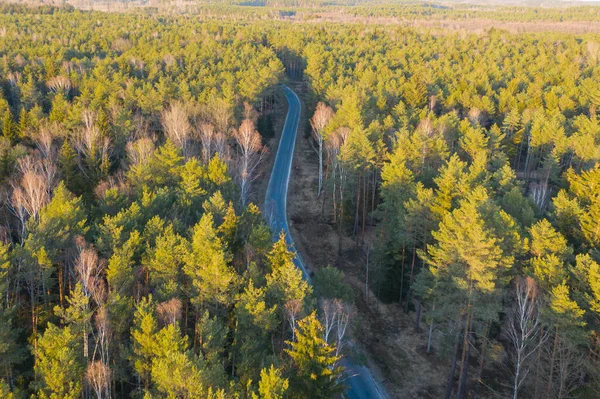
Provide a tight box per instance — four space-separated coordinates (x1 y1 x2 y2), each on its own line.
264 85 392 399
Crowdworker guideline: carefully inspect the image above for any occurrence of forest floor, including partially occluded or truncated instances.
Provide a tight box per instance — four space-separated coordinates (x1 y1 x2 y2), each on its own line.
274 81 449 399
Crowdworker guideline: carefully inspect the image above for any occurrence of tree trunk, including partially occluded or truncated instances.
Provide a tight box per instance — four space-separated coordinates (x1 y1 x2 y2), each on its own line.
58 263 64 308
318 137 323 197
362 172 367 237
332 167 337 223
534 327 544 399
399 245 406 306
415 300 421 333
338 196 344 256
427 304 435 354
445 325 462 399
457 325 471 399
456 313 472 399
365 246 370 303
472 322 489 399
370 167 376 229
404 244 417 313
353 173 361 242
545 327 559 399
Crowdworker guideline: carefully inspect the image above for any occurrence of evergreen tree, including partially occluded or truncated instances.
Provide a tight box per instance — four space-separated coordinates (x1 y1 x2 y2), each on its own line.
285 312 343 399
184 213 237 313
253 365 289 399
35 324 85 399
131 296 158 392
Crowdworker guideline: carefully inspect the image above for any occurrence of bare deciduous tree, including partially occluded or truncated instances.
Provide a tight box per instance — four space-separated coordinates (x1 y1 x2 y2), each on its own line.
507 276 547 399
46 75 71 94
321 299 338 344
285 299 303 342
33 125 56 159
73 110 112 178
531 182 550 212
208 97 233 136
198 122 216 164
94 307 112 366
162 102 192 157
334 300 352 358
553 338 585 399
213 131 230 161
126 138 155 167
234 119 267 205
86 361 112 399
156 298 183 326
10 153 56 242
11 172 48 227
243 101 258 123
319 298 353 359
18 153 58 188
310 102 334 197
75 238 104 304
325 130 342 222
74 238 106 358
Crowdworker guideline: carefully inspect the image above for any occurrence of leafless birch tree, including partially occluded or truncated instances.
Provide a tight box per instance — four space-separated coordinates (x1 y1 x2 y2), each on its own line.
198 122 216 164
325 130 342 222
73 110 112 178
334 300 352 358
321 299 338 344
311 102 334 197
74 239 105 359
94 307 112 366
46 75 71 94
507 276 547 399
162 102 192 157
234 119 267 205
157 298 183 327
285 299 303 342
126 138 155 167
86 361 112 399
213 132 230 162
10 154 55 242
319 298 353 358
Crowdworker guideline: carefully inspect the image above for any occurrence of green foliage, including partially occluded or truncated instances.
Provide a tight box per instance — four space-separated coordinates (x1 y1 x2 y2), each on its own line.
151 324 206 398
35 324 85 399
253 365 289 399
285 312 343 398
184 213 237 311
131 296 158 391
313 266 353 302
266 234 312 307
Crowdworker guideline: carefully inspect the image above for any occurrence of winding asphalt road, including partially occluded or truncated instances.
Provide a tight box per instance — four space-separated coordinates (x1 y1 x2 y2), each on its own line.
264 85 392 399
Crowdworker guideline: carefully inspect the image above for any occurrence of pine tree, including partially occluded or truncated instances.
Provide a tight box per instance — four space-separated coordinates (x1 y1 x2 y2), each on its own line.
184 213 237 312
528 219 571 290
58 140 80 193
0 242 20 384
285 312 343 399
234 281 279 382
145 224 186 301
35 324 85 399
151 324 206 398
17 107 28 138
1 112 16 143
266 234 311 307
131 296 158 392
420 186 520 397
253 365 289 399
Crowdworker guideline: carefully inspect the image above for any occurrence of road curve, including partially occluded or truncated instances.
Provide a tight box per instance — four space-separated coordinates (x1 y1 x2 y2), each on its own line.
264 85 392 399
